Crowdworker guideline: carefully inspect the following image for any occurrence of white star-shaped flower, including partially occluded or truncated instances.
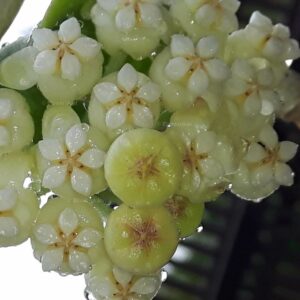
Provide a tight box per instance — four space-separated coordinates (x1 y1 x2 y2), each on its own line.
38 123 106 196
93 63 161 130
32 17 101 81
226 59 281 116
97 0 165 32
0 98 13 147
34 207 102 274
86 265 161 300
243 125 298 187
245 11 300 61
165 35 229 96
184 0 240 33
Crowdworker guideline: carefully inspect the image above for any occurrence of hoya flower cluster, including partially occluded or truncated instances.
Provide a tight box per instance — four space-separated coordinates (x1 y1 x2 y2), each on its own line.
0 0 299 299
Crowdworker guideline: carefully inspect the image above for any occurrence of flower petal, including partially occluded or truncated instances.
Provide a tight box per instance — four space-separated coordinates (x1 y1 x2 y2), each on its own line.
130 277 159 295
0 126 10 146
204 59 229 81
187 69 209 95
61 53 81 81
195 4 217 27
165 57 192 81
170 34 195 57
249 11 273 29
38 139 66 161
0 188 17 211
139 3 163 27
90 277 118 297
136 82 161 103
263 38 285 59
243 92 262 116
259 125 278 150
42 166 67 189
71 167 92 196
0 98 13 120
278 141 298 162
59 208 79 236
35 224 61 245
194 131 217 154
201 158 224 180
132 103 154 128
32 28 59 51
65 124 88 155
73 228 101 248
112 267 132 288
78 148 106 169
0 217 19 237
33 50 58 75
115 5 136 32
69 37 101 61
105 104 127 129
117 63 138 93
250 164 273 186
58 17 81 43
97 0 122 13
41 248 64 272
68 249 91 273
93 82 122 104
231 59 254 82
244 143 267 163
274 162 294 186
196 36 219 58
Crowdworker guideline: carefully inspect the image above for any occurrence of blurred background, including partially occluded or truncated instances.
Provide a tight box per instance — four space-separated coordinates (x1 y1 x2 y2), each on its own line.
157 2 300 299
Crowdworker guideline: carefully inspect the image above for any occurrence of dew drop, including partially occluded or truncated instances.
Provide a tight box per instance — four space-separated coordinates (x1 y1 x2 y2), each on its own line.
197 226 203 233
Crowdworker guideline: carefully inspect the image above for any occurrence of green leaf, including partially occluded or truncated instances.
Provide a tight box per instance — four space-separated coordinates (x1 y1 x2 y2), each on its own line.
0 0 24 40
155 110 173 131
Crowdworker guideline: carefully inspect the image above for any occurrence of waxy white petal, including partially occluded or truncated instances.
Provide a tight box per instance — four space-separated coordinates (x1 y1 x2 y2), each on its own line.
112 267 132 288
33 50 58 75
136 82 161 103
0 217 18 237
132 103 154 128
59 208 79 236
115 5 136 32
35 224 61 245
71 167 92 196
259 125 278 150
225 78 248 96
61 53 81 81
42 165 67 189
244 93 262 116
41 248 64 272
65 124 87 156
0 126 10 146
195 4 217 27
170 34 195 57
187 69 209 95
257 68 274 87
58 17 81 43
195 131 217 154
274 162 294 186
244 143 267 163
249 11 272 29
165 57 192 81
251 164 273 186
78 148 106 169
286 39 300 60
131 277 159 294
32 29 59 51
118 64 138 93
73 228 101 248
69 37 101 61
69 249 91 273
140 3 163 27
93 278 118 297
93 82 122 104
38 139 66 161
201 158 224 180
0 98 13 120
232 59 254 82
0 188 17 211
263 38 285 59
221 0 241 12
204 59 229 81
196 36 219 58
278 141 298 162
105 104 127 129
97 0 122 12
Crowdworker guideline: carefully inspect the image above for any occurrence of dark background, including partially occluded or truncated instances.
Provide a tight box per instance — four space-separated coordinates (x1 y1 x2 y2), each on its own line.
157 1 300 299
